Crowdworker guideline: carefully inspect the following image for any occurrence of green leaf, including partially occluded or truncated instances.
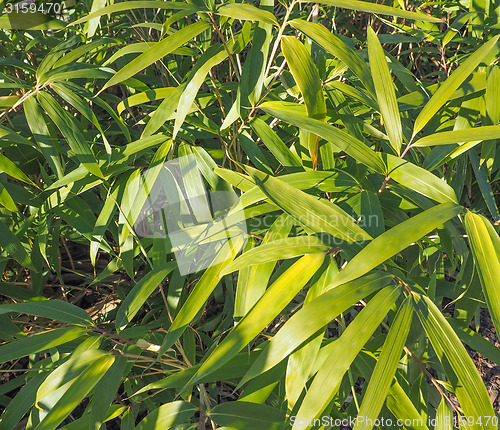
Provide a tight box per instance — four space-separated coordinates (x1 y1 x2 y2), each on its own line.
281 36 326 120
413 35 500 137
285 256 338 409
161 236 246 353
464 212 500 336
35 350 115 430
301 0 441 22
412 292 496 430
384 154 458 203
355 297 413 430
23 96 65 180
329 202 461 289
367 27 402 155
222 236 329 275
0 182 18 212
70 1 201 26
0 218 31 266
50 82 111 154
209 402 284 430
356 352 430 430
36 349 106 404
249 117 303 169
260 101 386 173
117 87 177 115
0 153 37 187
468 151 500 221
0 326 88 364
234 214 294 319
237 0 273 109
413 124 500 146
0 372 47 430
215 3 277 25
241 272 393 384
37 92 103 178
245 166 372 242
98 21 209 95
90 357 128 430
292 286 401 430
289 19 375 94
0 12 65 30
135 401 197 430
0 299 92 326
173 44 227 139
141 86 183 137
435 397 453 430
360 190 385 237
188 253 325 386
116 263 176 331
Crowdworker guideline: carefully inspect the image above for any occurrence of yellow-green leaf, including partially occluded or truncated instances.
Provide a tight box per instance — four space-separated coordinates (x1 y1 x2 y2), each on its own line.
367 27 402 155
412 293 496 430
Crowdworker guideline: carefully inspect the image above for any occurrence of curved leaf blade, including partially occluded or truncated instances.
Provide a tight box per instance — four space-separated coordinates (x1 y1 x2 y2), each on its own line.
412 293 496 430
98 21 209 95
413 35 500 137
367 27 402 155
292 286 402 429
116 263 176 331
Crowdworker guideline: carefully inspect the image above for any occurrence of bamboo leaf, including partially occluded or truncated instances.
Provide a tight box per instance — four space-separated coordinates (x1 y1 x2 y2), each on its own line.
241 272 393 384
292 286 402 430
464 212 500 336
37 91 103 178
35 351 114 430
245 166 372 242
237 0 273 109
160 236 246 353
0 299 92 326
70 1 201 26
215 3 277 25
260 101 386 173
413 125 500 146
0 12 65 30
173 44 228 139
285 256 338 409
135 401 197 430
98 21 209 95
435 397 453 430
290 19 375 94
384 154 458 204
250 117 303 169
222 236 329 275
209 402 284 430
367 27 402 155
412 293 496 430
116 263 176 331
141 86 183 137
413 35 500 137
234 214 294 319
0 327 88 364
301 0 441 22
329 202 461 289
281 36 326 120
187 253 325 386
0 218 31 266
0 372 47 430
0 153 37 187
354 297 413 430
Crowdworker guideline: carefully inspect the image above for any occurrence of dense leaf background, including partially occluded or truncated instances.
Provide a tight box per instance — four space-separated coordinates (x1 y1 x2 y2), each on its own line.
1 0 500 429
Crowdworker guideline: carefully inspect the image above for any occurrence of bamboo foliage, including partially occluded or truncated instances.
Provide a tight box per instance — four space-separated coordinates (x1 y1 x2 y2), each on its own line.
0 0 499 429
